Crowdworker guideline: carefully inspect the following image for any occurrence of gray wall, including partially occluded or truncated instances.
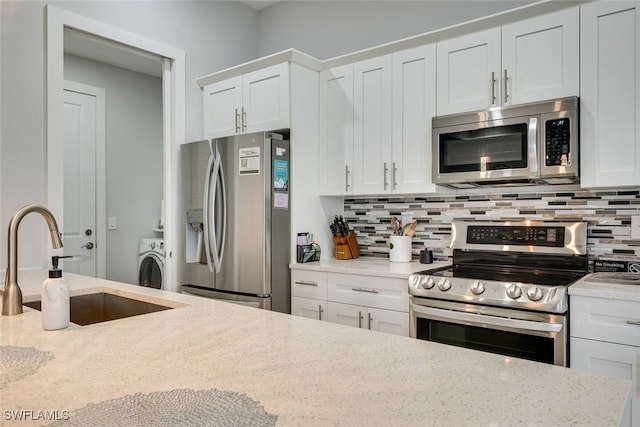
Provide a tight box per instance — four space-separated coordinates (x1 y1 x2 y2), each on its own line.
0 0 258 270
64 54 163 285
257 0 535 59
0 0 542 272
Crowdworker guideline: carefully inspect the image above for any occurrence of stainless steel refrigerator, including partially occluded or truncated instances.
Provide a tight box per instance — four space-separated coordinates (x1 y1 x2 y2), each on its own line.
180 132 291 313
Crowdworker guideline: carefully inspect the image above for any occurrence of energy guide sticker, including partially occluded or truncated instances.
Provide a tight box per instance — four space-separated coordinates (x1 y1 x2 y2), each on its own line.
239 147 260 175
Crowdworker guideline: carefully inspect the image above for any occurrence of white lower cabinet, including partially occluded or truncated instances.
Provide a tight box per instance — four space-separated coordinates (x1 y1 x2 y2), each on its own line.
290 270 328 321
290 268 410 336
291 296 327 321
570 295 640 427
327 302 409 336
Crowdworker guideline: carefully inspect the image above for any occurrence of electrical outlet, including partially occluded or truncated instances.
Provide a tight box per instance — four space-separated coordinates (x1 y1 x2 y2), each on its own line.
632 216 640 240
108 216 117 230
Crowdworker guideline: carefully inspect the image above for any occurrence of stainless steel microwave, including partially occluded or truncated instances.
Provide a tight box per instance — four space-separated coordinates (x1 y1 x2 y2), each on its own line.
432 97 579 188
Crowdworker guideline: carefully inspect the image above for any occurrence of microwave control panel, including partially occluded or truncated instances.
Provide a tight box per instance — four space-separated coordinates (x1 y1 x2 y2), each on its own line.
545 118 571 167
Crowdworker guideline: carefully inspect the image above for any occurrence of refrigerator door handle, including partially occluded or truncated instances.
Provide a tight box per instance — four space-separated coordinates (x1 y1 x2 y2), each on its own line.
202 141 216 273
211 143 227 273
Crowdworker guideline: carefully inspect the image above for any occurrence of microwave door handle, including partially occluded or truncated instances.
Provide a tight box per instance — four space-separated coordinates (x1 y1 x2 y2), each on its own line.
528 117 539 173
202 141 216 273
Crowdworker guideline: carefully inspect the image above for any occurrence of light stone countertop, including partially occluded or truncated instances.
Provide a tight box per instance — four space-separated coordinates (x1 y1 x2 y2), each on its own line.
289 257 450 278
569 273 640 302
1 269 631 426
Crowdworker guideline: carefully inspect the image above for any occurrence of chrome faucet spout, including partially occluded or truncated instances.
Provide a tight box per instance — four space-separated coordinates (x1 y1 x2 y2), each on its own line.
2 204 63 316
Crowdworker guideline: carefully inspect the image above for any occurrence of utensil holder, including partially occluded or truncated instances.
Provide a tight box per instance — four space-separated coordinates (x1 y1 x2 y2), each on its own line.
389 236 412 262
333 231 360 260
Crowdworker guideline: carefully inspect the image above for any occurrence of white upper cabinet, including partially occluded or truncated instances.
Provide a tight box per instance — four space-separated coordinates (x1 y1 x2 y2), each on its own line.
353 55 393 195
392 45 437 194
318 64 354 195
437 28 501 115
580 1 640 188
203 76 242 138
319 46 437 196
242 64 290 134
502 7 579 106
437 7 579 115
202 63 290 138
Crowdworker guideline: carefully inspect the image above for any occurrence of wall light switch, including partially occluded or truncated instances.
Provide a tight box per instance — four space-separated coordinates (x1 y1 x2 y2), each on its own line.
631 216 640 240
108 217 117 230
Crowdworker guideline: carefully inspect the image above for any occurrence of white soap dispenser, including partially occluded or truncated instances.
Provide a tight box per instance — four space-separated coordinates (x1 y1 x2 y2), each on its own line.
41 255 71 330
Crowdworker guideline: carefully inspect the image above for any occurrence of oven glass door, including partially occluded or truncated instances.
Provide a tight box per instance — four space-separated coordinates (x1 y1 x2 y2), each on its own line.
415 317 555 364
439 123 529 173
410 299 566 366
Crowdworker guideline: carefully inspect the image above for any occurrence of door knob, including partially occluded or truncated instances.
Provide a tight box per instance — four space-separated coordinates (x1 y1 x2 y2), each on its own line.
81 242 94 250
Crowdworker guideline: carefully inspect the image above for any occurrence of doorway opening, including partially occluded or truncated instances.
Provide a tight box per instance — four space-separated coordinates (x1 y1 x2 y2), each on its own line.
46 5 185 291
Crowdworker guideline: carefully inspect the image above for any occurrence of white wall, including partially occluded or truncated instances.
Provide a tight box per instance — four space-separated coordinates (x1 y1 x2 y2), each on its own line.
257 0 535 59
64 54 163 285
0 1 258 271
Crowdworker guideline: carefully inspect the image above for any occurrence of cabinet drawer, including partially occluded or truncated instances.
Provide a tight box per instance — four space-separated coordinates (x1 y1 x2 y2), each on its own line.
571 295 640 347
327 273 408 312
291 270 327 300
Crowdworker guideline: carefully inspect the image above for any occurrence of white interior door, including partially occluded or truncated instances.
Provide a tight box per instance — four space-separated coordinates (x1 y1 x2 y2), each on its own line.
62 82 106 277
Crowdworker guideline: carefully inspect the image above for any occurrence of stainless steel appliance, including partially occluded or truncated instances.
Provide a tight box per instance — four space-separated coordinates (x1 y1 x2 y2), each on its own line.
180 132 291 313
409 220 589 366
432 97 579 188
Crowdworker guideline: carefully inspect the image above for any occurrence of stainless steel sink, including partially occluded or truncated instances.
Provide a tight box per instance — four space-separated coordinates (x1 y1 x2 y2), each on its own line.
24 292 173 326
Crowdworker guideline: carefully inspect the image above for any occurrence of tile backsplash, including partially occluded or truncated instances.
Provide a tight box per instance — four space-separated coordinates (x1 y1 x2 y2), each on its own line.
344 186 640 266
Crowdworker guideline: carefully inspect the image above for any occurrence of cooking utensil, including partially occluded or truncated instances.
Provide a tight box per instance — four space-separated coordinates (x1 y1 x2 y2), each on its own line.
402 220 417 237
391 217 400 235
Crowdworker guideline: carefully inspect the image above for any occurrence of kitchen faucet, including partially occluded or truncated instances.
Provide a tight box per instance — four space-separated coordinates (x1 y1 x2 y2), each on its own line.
2 204 63 316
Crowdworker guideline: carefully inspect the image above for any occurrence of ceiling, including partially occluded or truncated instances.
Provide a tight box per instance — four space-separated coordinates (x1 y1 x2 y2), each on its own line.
238 1 281 11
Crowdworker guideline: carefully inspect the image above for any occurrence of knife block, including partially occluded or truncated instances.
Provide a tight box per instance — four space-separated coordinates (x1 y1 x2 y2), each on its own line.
333 231 360 260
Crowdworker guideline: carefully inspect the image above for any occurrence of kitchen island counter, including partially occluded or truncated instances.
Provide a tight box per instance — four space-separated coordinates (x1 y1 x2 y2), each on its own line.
1 270 630 426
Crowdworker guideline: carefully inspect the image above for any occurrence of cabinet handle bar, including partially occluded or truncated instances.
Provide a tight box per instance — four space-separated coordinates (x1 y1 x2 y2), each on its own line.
503 69 509 104
294 280 318 286
351 287 379 294
491 71 497 105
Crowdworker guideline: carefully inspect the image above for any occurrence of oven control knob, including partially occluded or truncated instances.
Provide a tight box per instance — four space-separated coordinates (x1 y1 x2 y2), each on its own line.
437 278 452 291
527 286 544 301
408 274 420 288
470 280 485 295
421 277 436 289
506 284 523 299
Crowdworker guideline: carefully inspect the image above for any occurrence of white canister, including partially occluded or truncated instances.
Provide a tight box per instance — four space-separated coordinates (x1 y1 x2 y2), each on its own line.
389 236 412 262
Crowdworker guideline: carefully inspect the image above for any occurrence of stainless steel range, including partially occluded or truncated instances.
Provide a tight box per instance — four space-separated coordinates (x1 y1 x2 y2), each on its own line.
409 219 589 366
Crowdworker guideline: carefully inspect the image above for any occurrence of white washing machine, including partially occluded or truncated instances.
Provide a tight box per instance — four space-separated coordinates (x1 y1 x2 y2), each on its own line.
138 238 165 290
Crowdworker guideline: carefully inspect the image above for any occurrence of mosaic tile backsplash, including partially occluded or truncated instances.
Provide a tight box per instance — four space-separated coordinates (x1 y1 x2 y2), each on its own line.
344 186 640 268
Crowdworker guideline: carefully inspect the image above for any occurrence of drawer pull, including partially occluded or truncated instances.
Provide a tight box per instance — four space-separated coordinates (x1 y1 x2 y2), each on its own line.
626 320 640 326
351 287 379 294
295 280 318 286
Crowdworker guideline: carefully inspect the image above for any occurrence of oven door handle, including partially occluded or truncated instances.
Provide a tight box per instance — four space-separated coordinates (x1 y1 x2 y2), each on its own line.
411 303 562 334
